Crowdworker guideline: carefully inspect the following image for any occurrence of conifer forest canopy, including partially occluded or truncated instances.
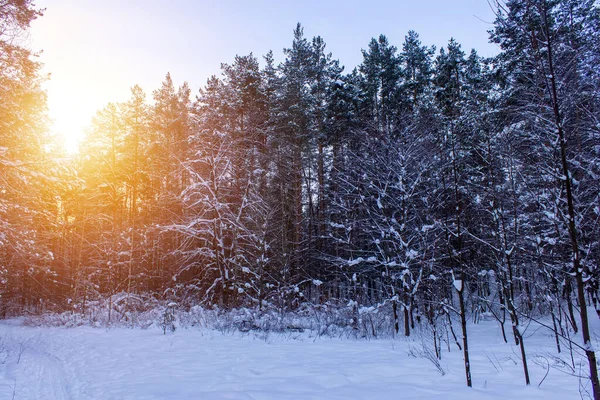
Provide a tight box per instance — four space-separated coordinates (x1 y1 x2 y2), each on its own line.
2 0 600 396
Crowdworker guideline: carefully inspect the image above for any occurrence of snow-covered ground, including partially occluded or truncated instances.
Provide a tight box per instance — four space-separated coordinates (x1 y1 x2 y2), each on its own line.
0 319 590 399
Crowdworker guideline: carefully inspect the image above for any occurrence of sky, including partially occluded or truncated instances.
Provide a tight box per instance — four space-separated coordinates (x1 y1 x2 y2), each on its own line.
29 0 499 152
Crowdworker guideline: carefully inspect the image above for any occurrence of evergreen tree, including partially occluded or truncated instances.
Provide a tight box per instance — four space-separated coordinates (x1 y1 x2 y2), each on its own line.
0 0 53 315
491 1 600 397
358 34 401 135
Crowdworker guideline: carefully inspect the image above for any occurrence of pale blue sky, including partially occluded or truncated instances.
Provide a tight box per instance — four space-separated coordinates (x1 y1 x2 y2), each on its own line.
30 0 498 150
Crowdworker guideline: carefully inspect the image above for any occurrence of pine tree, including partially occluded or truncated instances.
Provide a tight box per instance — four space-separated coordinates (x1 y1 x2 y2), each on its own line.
433 38 476 387
150 73 191 293
358 35 401 135
491 0 600 396
0 0 53 315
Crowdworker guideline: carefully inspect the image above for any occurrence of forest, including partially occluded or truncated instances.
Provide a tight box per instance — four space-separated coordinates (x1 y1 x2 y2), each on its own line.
1 0 600 396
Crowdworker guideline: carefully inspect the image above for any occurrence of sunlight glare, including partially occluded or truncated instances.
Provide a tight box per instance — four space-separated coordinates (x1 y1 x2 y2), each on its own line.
47 88 90 154
55 122 83 154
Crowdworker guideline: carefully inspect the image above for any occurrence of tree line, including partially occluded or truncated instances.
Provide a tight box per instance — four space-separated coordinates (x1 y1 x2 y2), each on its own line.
1 0 600 394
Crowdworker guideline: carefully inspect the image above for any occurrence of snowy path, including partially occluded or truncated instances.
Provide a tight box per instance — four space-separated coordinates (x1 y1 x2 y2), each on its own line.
0 321 587 399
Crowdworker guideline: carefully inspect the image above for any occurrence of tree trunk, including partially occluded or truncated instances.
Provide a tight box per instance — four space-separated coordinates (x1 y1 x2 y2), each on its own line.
542 7 600 397
457 283 472 387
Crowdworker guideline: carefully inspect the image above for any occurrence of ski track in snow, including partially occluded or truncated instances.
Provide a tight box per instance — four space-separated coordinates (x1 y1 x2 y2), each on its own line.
25 346 72 400
0 320 590 399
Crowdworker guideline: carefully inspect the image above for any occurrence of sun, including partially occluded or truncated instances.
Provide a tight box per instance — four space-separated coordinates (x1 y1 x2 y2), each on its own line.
55 121 83 154
43 69 129 155
47 89 89 154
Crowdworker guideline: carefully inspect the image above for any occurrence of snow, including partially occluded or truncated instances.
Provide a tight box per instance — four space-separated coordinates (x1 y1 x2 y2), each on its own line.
347 258 364 266
405 249 418 259
0 320 588 400
453 279 463 292
584 340 595 353
421 224 435 232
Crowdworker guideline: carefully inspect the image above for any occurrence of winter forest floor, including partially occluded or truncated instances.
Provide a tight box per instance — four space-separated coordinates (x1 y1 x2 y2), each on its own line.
0 317 595 400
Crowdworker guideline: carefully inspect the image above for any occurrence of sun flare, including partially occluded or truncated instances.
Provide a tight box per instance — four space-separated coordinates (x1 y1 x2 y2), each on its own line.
47 91 87 154
54 120 83 154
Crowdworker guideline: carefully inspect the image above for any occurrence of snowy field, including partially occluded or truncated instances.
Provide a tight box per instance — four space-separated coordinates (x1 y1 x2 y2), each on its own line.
0 319 591 400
